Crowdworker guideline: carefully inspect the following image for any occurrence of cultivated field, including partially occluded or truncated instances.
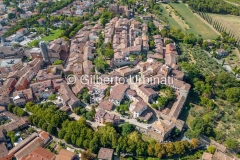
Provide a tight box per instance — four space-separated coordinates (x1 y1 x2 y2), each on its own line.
170 3 218 39
161 3 189 30
158 3 182 29
209 13 240 40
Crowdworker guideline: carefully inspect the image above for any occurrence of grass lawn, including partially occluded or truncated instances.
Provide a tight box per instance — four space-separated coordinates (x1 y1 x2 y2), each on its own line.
170 3 218 39
159 3 182 29
41 29 64 42
28 29 63 47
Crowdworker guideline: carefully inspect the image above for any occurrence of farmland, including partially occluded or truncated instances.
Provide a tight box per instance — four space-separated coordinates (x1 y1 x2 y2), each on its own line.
169 3 219 39
178 44 240 142
209 13 240 40
158 3 182 29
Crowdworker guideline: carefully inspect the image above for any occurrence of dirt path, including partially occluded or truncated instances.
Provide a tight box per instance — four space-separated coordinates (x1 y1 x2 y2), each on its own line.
234 48 240 60
224 0 240 6
185 4 220 37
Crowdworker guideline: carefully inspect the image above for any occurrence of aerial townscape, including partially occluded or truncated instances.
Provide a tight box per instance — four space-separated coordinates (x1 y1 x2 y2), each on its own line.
0 0 240 160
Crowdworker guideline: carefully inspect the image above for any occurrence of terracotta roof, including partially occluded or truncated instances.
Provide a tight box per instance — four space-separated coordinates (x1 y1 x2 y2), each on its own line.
126 89 137 97
98 101 114 111
0 106 6 112
17 28 27 33
202 152 213 160
0 143 8 159
109 84 129 101
72 80 85 95
213 151 232 160
132 101 148 113
59 106 70 112
55 149 76 160
165 43 177 54
39 131 50 141
14 137 43 159
139 85 157 97
8 133 38 155
152 120 175 135
169 94 186 119
98 148 114 160
26 147 55 160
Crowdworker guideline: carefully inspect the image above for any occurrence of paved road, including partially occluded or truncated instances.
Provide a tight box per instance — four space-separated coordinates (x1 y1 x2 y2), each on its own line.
68 112 104 128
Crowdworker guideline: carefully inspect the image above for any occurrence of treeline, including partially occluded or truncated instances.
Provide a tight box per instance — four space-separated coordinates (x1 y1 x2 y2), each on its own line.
26 102 69 135
25 101 199 158
4 0 75 37
58 120 199 159
61 5 111 38
196 11 240 46
4 15 41 37
8 104 28 117
36 0 74 13
183 0 240 16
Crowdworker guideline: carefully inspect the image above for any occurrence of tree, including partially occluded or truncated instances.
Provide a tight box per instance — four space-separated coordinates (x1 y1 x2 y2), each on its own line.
121 123 135 136
225 138 239 150
89 138 99 153
47 124 57 135
64 133 72 143
154 142 165 158
76 137 83 147
190 138 199 149
183 34 197 45
160 28 169 38
217 72 233 85
164 39 173 45
225 87 240 103
94 56 107 72
207 145 216 154
104 49 114 58
165 142 175 157
42 123 48 131
8 13 16 19
7 131 18 144
190 117 213 137
173 141 185 155
58 130 66 139
81 150 96 160
8 104 16 112
52 60 63 65
13 43 20 48
48 94 56 100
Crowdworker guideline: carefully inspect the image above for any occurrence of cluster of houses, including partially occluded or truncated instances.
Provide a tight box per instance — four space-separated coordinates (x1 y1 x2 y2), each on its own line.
0 0 39 35
65 21 103 75
0 55 81 112
88 42 191 142
51 0 93 17
104 17 150 66
109 3 132 18
0 108 78 160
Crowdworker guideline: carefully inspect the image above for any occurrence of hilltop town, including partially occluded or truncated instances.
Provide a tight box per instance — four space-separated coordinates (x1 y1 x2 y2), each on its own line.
0 0 240 160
